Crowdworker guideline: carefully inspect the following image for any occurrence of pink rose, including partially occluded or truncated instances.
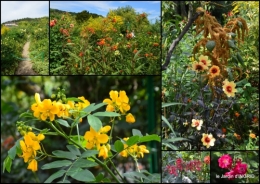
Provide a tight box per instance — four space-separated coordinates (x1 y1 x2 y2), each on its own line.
218 154 233 169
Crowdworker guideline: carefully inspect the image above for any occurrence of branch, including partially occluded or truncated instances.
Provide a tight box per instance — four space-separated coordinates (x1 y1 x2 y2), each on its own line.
162 11 204 71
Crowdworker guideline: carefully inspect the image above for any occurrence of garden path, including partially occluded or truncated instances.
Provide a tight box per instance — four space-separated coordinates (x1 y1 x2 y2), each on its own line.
15 41 38 75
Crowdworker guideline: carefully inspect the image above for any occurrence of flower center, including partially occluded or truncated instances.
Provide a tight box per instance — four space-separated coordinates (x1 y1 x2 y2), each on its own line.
196 65 203 70
226 86 232 92
205 137 210 143
201 60 206 65
212 68 217 74
195 122 199 127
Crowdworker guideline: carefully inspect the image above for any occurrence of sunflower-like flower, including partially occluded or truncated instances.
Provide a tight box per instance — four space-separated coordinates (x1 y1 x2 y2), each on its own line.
192 62 207 72
201 133 215 148
191 119 203 130
199 55 211 69
209 65 220 78
222 79 237 97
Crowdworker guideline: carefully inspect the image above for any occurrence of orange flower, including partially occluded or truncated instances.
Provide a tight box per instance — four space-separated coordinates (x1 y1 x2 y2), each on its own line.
249 133 256 139
204 155 210 164
235 112 240 117
79 52 84 57
67 39 71 43
234 133 241 140
50 20 56 27
209 65 220 78
144 53 149 57
153 43 159 47
97 39 105 46
87 27 95 34
252 117 258 123
201 133 216 148
62 29 70 36
126 33 133 39
111 45 118 51
222 128 226 134
222 79 237 97
133 49 138 54
192 62 207 72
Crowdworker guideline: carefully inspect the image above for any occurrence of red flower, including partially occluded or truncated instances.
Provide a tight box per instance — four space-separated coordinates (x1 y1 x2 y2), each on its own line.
97 39 105 46
233 162 247 175
50 20 56 27
110 45 118 51
227 11 233 17
218 154 233 169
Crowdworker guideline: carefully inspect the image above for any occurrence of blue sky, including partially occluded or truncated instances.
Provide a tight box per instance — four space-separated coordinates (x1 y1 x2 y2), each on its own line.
1 1 49 23
50 1 160 23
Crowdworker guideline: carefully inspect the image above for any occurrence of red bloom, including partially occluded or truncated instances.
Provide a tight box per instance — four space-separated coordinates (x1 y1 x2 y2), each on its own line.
50 20 56 27
218 154 233 169
233 162 247 175
97 39 105 46
224 169 236 180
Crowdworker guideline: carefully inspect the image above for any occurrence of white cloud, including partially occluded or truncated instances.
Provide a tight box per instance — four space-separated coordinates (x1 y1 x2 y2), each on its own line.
1 1 49 23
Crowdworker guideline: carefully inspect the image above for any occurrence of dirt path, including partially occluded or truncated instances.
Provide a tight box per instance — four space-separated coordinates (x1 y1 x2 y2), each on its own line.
15 41 38 75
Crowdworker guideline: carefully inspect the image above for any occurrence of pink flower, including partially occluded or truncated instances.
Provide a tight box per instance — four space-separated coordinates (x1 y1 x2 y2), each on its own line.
233 162 247 175
218 154 233 169
224 169 236 180
176 158 183 171
166 165 178 176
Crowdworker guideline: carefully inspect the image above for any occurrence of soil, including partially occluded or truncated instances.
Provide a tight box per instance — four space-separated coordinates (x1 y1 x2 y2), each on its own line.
15 41 38 75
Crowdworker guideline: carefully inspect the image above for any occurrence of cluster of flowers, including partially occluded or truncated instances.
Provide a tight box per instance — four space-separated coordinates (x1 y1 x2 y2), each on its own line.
185 119 216 148
218 154 247 180
192 55 237 97
120 137 149 158
166 156 209 176
31 91 135 124
19 132 45 172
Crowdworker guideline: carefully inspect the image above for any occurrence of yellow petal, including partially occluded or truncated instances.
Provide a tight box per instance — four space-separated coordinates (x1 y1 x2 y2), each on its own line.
37 134 45 141
27 159 37 172
35 93 41 104
109 90 118 101
97 134 109 144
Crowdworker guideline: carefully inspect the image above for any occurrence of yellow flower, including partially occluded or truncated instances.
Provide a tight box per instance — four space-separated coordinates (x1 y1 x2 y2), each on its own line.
98 144 110 159
119 137 149 158
198 55 211 69
39 99 59 121
249 133 256 139
78 96 90 110
201 133 215 148
191 119 203 130
19 132 44 172
126 113 135 123
192 62 207 72
222 79 237 97
209 65 220 78
84 126 111 150
103 90 131 114
27 159 37 172
234 133 241 140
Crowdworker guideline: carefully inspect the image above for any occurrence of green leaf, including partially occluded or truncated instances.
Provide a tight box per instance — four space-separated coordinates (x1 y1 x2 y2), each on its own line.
67 167 83 177
162 102 185 108
8 142 18 160
237 21 243 28
57 180 70 183
236 52 245 67
228 39 236 49
19 111 34 118
3 156 12 173
40 128 50 134
205 40 216 52
87 114 102 132
70 169 95 182
42 160 72 170
162 115 175 136
114 140 124 152
93 111 120 117
44 170 66 183
52 150 77 160
66 97 84 103
163 137 190 143
126 136 139 146
83 103 106 113
81 150 99 158
132 129 143 137
123 171 149 181
66 145 81 156
56 119 70 127
73 158 98 168
139 134 161 143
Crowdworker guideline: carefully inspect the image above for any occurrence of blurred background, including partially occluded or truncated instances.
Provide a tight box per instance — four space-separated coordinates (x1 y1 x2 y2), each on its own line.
1 76 161 182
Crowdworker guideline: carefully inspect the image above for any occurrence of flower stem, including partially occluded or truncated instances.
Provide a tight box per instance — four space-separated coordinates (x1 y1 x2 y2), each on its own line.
134 157 143 183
